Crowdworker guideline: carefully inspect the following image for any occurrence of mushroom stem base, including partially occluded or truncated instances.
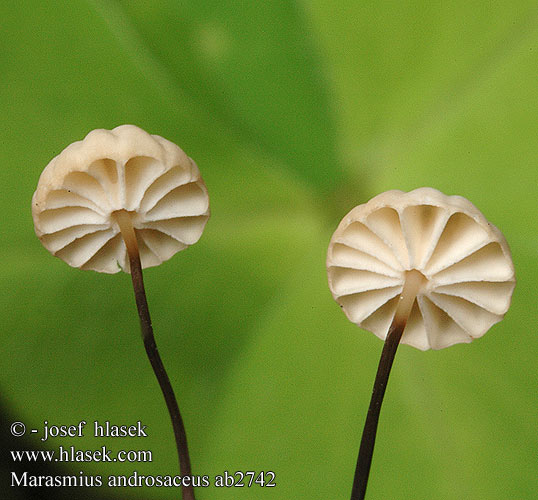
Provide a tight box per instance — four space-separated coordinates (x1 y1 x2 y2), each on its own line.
114 210 195 500
351 270 424 500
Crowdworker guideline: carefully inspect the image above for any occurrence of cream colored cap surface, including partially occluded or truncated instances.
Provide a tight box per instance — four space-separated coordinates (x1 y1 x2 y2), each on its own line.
32 125 210 273
327 188 515 350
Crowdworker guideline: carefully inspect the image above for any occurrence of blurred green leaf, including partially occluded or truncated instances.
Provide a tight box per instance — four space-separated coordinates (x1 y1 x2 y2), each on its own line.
99 0 344 191
1 1 537 500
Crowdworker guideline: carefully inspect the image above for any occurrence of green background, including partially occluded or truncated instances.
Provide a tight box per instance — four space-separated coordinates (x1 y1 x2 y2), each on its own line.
1 1 536 499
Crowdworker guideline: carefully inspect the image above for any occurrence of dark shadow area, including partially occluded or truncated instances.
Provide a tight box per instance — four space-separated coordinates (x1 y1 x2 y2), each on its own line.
1 397 144 500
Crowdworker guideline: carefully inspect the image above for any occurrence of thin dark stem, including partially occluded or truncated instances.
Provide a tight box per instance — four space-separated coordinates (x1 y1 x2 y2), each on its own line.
116 210 195 500
350 319 406 500
350 270 424 499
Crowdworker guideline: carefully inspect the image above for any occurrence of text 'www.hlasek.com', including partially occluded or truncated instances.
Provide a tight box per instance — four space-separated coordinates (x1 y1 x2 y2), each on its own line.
9 420 276 489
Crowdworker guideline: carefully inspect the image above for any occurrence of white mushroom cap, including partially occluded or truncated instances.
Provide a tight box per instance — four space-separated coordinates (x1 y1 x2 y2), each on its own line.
32 125 210 273
327 188 516 350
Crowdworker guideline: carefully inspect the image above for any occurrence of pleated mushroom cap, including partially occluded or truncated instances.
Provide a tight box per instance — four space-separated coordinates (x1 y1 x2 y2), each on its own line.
32 125 210 273
327 188 515 350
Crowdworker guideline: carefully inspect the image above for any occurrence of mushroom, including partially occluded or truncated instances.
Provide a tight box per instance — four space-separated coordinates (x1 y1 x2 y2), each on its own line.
32 125 209 500
326 187 515 500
